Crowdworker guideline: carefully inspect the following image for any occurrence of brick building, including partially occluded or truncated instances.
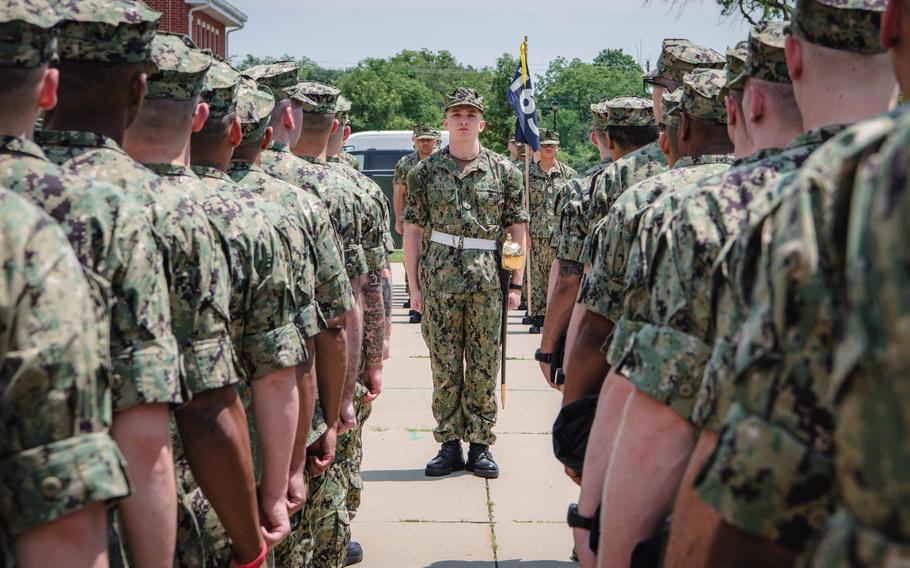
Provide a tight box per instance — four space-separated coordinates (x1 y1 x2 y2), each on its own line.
145 0 248 58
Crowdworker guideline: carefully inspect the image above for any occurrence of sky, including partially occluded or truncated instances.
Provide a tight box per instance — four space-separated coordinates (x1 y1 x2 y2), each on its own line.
226 0 752 73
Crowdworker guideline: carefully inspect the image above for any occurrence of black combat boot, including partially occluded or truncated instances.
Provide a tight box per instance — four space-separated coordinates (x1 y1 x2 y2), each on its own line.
466 443 499 479
529 315 544 334
518 298 528 311
403 298 411 309
343 541 364 566
522 312 533 325
409 311 422 324
425 441 465 476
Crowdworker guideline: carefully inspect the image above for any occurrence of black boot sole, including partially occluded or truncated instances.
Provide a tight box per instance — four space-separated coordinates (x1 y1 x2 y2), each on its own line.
424 462 465 477
465 463 500 479
343 552 364 566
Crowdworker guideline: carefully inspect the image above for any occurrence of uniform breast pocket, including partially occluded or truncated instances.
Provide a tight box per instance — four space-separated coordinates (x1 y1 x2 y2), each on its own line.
475 187 504 226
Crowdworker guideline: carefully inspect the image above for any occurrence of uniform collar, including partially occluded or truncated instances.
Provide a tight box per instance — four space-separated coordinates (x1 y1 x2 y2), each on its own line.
673 153 733 169
439 146 490 179
143 162 197 178
34 129 126 155
268 140 291 154
227 161 262 175
298 154 327 166
191 163 233 182
0 135 48 160
786 124 851 152
733 147 783 167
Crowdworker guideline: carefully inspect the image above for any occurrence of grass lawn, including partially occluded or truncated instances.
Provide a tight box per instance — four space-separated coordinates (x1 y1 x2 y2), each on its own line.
389 250 403 263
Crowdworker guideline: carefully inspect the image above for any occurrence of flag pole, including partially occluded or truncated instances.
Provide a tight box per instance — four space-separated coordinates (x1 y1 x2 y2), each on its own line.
523 36 533 336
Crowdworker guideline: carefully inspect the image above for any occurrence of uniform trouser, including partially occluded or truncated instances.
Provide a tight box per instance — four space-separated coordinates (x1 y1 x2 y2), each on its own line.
277 383 372 568
422 289 501 445
529 236 556 318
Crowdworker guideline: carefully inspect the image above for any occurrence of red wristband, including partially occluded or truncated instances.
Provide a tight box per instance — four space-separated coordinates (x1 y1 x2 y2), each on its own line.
231 542 268 568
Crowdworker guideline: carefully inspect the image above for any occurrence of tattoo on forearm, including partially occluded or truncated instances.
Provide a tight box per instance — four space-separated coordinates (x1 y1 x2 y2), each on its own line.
559 260 583 277
362 270 385 364
382 275 392 317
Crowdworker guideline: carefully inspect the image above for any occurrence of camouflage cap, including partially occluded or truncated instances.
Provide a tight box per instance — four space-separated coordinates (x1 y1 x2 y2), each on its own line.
733 21 790 88
202 56 241 117
335 94 352 123
56 0 160 65
539 128 560 145
721 41 750 96
788 0 886 54
293 81 340 114
661 89 683 128
679 68 728 124
590 99 611 129
656 39 725 84
245 60 298 99
444 87 484 112
414 124 438 139
145 32 210 100
236 76 275 144
606 96 656 127
0 0 61 68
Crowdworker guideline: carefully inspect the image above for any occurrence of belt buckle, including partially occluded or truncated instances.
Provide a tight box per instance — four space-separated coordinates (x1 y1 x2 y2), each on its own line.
457 235 464 250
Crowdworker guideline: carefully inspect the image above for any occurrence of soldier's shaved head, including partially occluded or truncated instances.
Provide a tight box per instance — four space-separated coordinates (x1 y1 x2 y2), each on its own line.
48 60 149 134
0 66 50 133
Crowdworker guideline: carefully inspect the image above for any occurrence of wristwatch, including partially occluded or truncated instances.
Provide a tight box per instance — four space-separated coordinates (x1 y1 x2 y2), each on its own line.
509 283 523 290
567 503 595 530
534 348 553 364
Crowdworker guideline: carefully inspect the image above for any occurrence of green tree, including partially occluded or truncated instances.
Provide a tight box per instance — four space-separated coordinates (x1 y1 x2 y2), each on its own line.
662 0 793 24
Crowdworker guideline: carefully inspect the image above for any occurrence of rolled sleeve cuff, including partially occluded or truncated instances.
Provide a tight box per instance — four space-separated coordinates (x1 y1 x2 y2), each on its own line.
580 277 624 323
244 322 307 380
181 333 241 397
556 234 586 263
400 207 425 227
502 210 530 227
295 302 325 339
695 403 836 548
344 245 368 279
0 432 131 535
364 244 388 272
111 335 182 412
615 323 710 422
308 402 328 447
605 317 642 366
317 271 355 320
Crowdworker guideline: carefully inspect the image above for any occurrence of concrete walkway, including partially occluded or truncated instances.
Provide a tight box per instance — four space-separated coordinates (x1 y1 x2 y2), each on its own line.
353 264 578 567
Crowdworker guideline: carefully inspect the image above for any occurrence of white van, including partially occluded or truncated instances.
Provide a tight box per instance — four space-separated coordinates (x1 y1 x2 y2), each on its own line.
343 130 448 173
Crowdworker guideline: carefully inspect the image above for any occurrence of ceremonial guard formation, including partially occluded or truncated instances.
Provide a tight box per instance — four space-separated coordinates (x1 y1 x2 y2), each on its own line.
2 0 910 567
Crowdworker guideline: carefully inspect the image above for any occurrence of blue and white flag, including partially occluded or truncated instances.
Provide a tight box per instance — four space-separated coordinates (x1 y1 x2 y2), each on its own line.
507 42 540 151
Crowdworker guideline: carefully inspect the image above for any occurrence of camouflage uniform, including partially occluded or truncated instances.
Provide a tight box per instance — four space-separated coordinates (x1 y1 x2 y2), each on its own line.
694 0 891 551
0 5 129 545
527 130 576 318
340 151 360 171
808 108 910 567
402 89 529 445
608 23 795 423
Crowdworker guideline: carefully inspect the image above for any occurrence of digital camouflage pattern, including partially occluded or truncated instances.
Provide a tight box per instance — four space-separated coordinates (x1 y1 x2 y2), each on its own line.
660 90 682 128
691 126 848 432
0 188 130 535
527 159 576 316
694 118 882 550
0 0 60 68
0 136 179 413
721 41 749 97
789 0 886 54
612 132 829 424
236 75 276 145
809 109 910 567
35 129 239 397
227 161 354 323
145 32 210 101
590 99 611 129
394 151 425 187
539 128 559 145
340 151 360 171
261 141 368 280
185 163 305 378
735 22 790 87
201 56 240 117
413 123 438 139
296 81 341 114
563 141 668 265
579 156 613 178
579 153 733 325
55 0 160 65
245 60 298 99
606 96 656 127
402 146 527 444
327 157 394 271
655 38 725 83
677 68 728 124
444 86 485 112
335 94 352 124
